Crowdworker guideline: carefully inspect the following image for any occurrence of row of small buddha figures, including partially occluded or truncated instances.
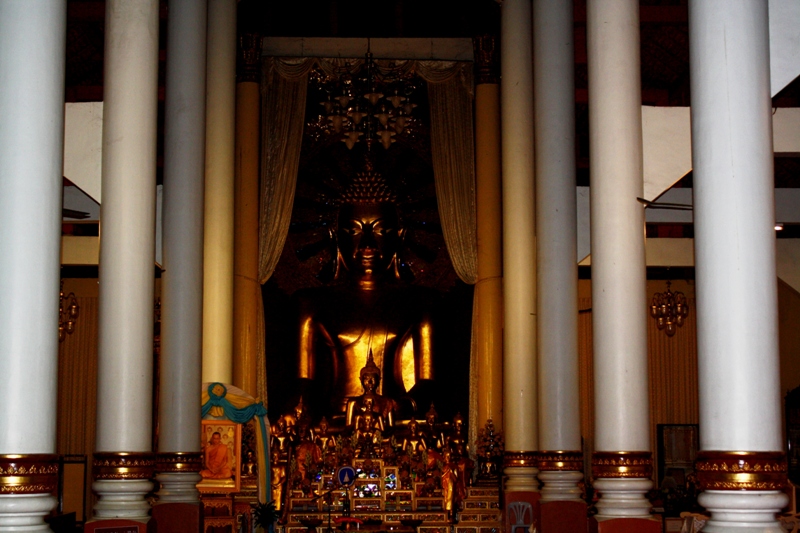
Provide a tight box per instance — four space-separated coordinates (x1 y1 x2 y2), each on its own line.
270 400 475 506
269 352 505 516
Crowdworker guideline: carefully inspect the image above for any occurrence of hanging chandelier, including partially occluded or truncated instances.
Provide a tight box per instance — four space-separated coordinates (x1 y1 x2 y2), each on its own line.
311 47 419 150
650 281 689 337
58 280 80 342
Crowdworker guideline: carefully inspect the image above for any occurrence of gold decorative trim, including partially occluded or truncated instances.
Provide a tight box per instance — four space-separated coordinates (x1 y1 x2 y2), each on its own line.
473 35 500 85
592 451 653 479
156 452 203 473
0 454 58 495
537 450 584 472
93 452 155 480
238 33 262 83
503 451 538 468
695 451 787 491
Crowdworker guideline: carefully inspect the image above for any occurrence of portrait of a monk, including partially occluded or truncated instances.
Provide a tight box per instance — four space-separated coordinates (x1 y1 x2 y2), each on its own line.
200 431 233 479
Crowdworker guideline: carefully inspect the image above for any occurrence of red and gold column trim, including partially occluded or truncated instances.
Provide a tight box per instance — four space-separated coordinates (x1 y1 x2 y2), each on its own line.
504 451 539 468
695 451 787 491
536 451 583 472
592 451 653 479
0 454 59 495
155 452 203 474
93 452 156 481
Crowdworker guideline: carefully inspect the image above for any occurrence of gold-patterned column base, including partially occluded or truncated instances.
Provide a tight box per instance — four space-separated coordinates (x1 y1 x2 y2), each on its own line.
695 451 787 491
0 454 58 495
592 451 653 479
93 452 156 481
536 451 584 472
156 452 203 474
504 451 539 468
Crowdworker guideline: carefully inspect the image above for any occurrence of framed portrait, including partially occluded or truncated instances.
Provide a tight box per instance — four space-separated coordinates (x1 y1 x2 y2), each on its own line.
199 420 241 493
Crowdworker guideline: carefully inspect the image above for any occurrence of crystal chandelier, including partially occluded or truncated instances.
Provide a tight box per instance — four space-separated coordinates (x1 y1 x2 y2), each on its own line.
58 280 80 342
313 48 418 150
650 281 689 337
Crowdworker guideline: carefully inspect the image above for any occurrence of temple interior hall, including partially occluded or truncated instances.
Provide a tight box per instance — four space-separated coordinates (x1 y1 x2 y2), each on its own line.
3 0 800 532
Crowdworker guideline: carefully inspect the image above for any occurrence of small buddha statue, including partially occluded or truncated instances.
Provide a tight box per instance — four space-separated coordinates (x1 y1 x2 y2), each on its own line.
242 450 257 477
295 165 438 416
445 412 467 456
345 351 396 430
402 418 428 457
424 403 445 450
441 449 458 517
314 416 337 454
271 448 287 510
354 410 381 458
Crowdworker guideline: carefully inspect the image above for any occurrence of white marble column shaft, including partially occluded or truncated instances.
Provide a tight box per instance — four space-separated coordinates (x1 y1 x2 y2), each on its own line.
94 0 160 520
158 0 208 503
533 0 583 502
202 0 236 385
689 1 786 530
0 2 66 529
586 0 652 517
501 0 538 492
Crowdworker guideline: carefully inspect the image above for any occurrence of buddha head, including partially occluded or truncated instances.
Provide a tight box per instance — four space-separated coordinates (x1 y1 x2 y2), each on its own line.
425 403 438 428
453 412 464 435
359 350 381 393
336 165 403 288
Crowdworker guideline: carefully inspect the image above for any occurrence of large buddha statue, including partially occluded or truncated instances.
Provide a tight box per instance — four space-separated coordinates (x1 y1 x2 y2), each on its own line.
295 165 437 418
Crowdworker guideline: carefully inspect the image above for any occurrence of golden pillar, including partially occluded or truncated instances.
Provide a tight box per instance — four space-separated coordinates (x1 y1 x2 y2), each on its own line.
473 35 504 433
232 33 261 396
202 0 236 385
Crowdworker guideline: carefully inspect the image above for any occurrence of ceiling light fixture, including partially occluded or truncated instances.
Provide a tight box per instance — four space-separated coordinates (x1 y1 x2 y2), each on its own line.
650 281 688 337
58 280 80 342
312 40 418 150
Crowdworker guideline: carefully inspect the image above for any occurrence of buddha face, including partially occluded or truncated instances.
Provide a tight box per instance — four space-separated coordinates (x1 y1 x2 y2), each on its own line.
337 203 401 285
360 371 379 393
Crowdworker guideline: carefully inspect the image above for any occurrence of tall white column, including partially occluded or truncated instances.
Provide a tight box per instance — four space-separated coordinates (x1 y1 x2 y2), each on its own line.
203 0 236 386
0 2 65 530
586 0 653 519
533 0 583 502
94 0 160 521
157 0 208 504
689 2 787 531
501 0 539 493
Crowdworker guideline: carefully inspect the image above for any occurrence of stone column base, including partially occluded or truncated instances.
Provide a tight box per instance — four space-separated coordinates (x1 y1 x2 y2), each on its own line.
0 454 59 532
155 453 203 503
592 451 652 519
540 500 587 533
0 494 59 532
698 491 787 533
92 452 155 521
503 454 541 533
536 452 584 502
695 451 788 531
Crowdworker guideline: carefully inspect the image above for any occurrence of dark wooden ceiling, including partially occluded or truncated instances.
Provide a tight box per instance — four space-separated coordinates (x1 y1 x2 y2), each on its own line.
63 0 800 195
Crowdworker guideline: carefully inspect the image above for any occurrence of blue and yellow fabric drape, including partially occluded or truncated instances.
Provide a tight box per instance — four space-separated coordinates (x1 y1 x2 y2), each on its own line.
202 382 270 502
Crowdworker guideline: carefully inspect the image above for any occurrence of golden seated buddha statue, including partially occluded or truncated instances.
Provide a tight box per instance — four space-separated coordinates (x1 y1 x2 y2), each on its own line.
294 165 437 418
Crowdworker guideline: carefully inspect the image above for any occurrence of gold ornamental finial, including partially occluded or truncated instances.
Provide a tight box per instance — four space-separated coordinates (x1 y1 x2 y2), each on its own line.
473 35 500 85
339 164 397 206
237 32 262 83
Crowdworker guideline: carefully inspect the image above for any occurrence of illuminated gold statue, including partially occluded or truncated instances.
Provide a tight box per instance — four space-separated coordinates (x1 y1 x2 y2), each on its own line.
346 351 396 430
296 165 436 416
